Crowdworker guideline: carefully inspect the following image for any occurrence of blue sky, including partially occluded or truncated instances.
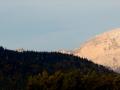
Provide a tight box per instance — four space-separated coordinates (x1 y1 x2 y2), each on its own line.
0 0 120 51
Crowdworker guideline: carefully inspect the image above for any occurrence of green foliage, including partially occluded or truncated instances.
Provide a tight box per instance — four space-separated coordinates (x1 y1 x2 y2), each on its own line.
27 71 120 90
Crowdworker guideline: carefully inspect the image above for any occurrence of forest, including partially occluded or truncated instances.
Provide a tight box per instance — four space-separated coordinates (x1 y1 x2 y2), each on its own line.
0 46 119 90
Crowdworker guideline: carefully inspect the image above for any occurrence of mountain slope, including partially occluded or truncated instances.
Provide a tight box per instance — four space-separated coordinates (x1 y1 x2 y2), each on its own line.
74 28 120 73
0 47 112 74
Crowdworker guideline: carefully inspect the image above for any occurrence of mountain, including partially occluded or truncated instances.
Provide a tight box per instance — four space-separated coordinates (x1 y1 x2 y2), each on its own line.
58 49 73 54
15 48 25 52
74 28 120 73
0 46 112 75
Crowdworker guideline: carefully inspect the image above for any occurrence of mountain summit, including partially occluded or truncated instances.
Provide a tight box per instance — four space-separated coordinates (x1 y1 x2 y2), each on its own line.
74 28 120 73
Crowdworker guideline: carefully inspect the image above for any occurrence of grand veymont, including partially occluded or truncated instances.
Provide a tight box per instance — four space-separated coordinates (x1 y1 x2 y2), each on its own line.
59 28 120 73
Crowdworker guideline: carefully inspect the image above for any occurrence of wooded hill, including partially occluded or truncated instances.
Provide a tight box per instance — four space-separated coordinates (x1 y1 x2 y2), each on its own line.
0 46 117 90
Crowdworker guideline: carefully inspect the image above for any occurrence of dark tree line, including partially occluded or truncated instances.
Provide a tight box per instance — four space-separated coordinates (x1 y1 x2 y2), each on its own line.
27 70 120 90
0 46 117 90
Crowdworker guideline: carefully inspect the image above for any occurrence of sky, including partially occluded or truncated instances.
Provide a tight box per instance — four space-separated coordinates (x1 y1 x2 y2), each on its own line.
0 0 120 51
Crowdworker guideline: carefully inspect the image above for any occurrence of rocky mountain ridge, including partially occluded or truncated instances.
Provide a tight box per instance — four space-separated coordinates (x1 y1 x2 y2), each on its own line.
59 28 120 73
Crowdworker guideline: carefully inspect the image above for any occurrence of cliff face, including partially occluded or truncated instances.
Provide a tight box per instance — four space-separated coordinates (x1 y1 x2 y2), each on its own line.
74 28 120 73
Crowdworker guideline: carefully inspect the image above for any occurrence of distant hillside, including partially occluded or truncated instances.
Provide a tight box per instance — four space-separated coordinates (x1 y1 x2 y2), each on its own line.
0 47 112 74
0 46 114 89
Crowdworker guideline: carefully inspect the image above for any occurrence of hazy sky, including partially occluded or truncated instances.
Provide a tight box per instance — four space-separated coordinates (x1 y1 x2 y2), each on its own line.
0 0 120 51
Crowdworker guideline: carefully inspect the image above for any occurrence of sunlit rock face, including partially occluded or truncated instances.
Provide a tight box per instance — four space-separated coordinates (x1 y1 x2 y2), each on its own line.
16 48 25 52
58 49 73 55
74 28 120 73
